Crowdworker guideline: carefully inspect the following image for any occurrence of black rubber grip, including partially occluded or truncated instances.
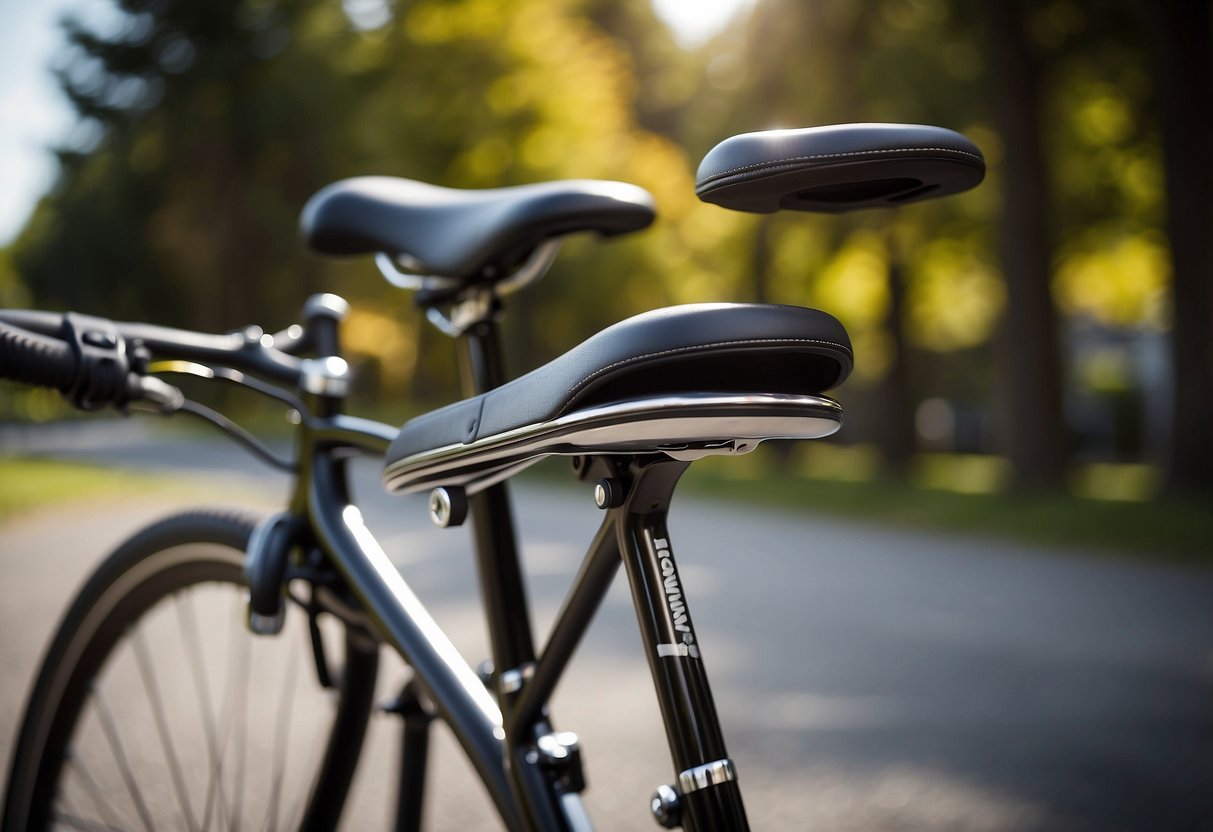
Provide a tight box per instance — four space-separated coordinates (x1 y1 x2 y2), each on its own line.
0 319 76 392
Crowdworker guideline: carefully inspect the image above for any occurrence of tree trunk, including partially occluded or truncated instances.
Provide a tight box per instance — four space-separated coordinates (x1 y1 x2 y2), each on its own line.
871 231 916 476
982 0 1068 490
1141 0 1213 494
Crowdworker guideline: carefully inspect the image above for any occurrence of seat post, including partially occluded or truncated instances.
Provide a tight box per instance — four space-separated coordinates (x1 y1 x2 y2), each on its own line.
459 315 508 396
458 315 575 827
457 316 538 678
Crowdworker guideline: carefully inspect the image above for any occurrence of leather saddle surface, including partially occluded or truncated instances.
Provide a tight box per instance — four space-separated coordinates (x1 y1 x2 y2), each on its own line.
696 123 985 213
300 177 655 279
384 303 852 473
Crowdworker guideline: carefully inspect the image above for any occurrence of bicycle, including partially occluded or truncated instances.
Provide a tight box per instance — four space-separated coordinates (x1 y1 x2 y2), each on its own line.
1 122 983 831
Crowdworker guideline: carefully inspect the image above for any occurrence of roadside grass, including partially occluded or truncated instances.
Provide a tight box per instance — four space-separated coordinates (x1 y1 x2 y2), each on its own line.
5 447 1210 565
677 449 1213 565
0 458 177 522
531 445 1210 564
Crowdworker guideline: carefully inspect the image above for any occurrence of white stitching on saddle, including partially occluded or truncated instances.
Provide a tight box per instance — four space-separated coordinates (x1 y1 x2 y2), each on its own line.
697 146 984 185
556 337 853 416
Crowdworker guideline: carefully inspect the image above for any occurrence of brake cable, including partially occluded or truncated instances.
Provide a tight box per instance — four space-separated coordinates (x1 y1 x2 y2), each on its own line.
137 360 304 473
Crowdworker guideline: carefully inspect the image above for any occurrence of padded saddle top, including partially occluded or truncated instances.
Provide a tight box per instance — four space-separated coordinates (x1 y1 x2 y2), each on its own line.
696 123 985 213
385 303 853 470
300 177 656 279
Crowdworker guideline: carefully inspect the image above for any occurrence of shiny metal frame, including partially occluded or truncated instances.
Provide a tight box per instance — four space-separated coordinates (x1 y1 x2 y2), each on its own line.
301 427 753 830
298 315 755 829
2 297 764 830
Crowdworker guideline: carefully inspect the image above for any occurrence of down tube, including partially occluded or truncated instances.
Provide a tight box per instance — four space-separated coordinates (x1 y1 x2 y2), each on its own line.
618 508 750 832
308 455 523 831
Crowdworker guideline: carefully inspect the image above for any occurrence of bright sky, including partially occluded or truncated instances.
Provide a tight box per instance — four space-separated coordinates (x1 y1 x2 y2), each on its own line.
0 0 78 245
650 0 758 48
0 0 756 247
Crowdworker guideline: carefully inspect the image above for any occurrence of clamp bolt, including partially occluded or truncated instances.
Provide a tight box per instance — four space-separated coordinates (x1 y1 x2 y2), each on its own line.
536 731 585 792
429 486 468 528
650 783 682 828
593 478 624 509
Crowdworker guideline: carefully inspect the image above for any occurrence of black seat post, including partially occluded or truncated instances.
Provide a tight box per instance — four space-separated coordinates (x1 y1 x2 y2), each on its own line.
459 316 508 397
457 309 573 832
458 316 537 682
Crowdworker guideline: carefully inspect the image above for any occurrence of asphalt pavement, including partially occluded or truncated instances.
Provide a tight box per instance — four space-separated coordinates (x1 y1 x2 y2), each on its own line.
2 419 1212 830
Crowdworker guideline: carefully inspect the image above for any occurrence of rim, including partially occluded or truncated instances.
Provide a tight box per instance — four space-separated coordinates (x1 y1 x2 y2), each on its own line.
23 546 346 832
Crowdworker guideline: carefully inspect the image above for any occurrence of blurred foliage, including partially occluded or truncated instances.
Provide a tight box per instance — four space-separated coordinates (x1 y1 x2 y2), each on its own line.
2 0 1209 491
683 450 1213 562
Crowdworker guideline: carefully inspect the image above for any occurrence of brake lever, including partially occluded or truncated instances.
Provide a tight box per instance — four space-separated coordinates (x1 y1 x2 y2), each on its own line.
130 375 185 413
61 312 131 410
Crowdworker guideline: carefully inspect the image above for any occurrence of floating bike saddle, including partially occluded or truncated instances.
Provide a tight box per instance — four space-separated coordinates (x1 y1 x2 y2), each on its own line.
382 303 853 494
696 122 985 213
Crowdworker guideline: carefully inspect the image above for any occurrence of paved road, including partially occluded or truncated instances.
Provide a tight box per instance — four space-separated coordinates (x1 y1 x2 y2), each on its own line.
3 421 1212 830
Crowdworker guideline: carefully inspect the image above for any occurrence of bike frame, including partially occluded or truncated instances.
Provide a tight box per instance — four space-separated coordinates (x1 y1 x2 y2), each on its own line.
294 313 750 830
0 299 751 830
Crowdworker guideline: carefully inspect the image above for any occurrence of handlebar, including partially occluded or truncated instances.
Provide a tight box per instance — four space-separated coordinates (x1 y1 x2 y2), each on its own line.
0 308 310 412
0 316 80 393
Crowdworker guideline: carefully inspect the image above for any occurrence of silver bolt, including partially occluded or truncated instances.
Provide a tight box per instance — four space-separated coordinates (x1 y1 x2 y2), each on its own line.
537 731 579 762
429 486 467 527
594 478 623 509
650 783 681 828
429 488 451 526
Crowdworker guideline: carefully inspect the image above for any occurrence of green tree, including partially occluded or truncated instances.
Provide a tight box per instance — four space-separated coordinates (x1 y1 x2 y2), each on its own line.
980 0 1069 490
11 0 716 404
13 0 366 331
1138 0 1213 494
692 0 997 475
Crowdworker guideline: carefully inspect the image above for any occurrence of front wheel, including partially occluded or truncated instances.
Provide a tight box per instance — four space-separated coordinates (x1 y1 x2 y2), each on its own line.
3 510 380 831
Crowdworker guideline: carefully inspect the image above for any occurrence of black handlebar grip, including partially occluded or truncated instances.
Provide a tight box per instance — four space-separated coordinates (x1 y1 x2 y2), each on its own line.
0 320 77 393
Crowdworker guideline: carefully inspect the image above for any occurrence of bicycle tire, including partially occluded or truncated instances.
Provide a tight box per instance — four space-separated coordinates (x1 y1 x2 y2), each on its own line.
3 509 380 832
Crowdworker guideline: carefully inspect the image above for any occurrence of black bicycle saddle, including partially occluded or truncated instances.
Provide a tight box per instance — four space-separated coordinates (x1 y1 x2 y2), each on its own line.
383 303 852 493
300 177 656 279
696 123 985 213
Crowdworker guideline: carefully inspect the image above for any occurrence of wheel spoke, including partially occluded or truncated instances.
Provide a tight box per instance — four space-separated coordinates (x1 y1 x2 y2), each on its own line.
57 790 82 825
91 682 157 832
132 629 200 832
175 591 231 829
11 516 370 832
55 788 125 832
284 676 334 832
262 640 301 832
51 808 126 832
224 590 252 832
64 751 125 831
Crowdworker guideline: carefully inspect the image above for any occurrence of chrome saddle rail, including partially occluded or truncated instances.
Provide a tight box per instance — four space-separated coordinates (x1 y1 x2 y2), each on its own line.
382 392 842 495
